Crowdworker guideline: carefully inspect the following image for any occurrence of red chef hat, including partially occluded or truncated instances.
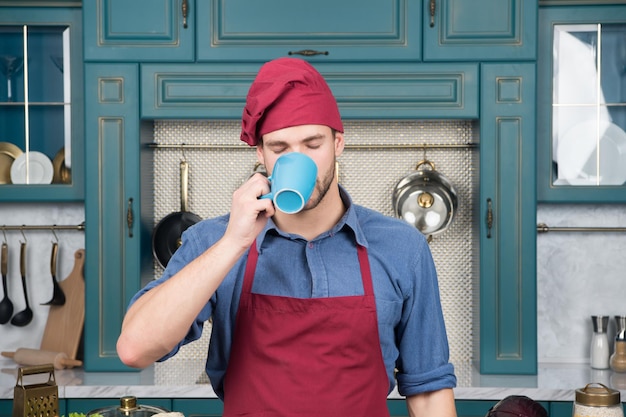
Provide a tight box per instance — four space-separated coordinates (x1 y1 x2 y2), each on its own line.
240 57 343 146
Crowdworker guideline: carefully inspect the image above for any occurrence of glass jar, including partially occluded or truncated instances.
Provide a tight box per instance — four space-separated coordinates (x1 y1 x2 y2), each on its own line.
573 383 623 417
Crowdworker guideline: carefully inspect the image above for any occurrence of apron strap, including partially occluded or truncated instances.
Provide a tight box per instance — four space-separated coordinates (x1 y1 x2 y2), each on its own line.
242 243 259 294
357 244 374 296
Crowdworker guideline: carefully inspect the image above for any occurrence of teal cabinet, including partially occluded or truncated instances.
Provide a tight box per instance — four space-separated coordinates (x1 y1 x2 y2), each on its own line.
0 5 84 201
423 0 537 61
83 0 194 62
194 0 422 62
83 63 154 371
479 63 537 374
172 399 224 417
140 62 479 120
537 4 626 203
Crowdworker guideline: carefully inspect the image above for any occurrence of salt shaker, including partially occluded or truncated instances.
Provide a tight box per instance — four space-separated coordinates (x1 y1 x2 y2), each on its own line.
573 383 624 417
590 316 610 369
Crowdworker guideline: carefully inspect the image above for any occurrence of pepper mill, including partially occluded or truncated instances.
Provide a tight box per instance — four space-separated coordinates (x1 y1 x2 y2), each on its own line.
590 316 610 369
610 316 626 373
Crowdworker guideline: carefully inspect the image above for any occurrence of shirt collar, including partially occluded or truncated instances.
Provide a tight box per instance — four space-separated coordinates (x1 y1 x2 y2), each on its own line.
255 185 369 251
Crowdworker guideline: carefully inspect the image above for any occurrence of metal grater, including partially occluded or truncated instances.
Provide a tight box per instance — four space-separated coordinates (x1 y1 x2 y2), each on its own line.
13 364 59 417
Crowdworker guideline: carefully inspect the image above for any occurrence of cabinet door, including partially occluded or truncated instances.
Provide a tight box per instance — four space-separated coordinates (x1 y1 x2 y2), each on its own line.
423 0 536 61
0 6 84 201
84 63 152 371
479 63 537 374
83 0 194 62
537 5 626 203
195 0 422 62
172 399 224 417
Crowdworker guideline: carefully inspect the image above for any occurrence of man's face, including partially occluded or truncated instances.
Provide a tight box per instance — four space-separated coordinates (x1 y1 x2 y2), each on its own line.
257 124 344 211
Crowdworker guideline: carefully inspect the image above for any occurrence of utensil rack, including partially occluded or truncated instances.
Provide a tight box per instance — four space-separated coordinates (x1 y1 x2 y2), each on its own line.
537 223 626 233
1 222 85 232
148 142 478 150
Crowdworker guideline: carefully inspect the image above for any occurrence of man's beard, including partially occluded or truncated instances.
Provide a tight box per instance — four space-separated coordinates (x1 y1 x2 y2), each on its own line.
303 159 336 211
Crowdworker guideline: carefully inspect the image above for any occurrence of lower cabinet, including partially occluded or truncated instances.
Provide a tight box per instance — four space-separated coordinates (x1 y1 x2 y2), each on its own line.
0 398 580 417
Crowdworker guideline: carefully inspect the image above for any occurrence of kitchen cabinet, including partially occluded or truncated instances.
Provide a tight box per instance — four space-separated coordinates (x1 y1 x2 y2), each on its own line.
84 0 535 64
537 4 626 203
423 0 537 61
479 63 537 374
82 0 538 376
0 5 84 201
140 62 479 120
83 63 154 371
83 0 194 62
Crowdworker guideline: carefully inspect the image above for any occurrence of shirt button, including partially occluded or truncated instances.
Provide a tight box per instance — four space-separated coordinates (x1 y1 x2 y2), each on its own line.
308 242 314 249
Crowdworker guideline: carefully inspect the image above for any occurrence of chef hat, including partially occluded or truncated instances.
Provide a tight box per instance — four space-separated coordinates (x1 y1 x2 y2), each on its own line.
240 57 343 146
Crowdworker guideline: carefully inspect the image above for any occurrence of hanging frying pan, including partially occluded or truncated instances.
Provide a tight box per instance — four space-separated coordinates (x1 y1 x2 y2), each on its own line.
392 160 458 239
152 160 202 268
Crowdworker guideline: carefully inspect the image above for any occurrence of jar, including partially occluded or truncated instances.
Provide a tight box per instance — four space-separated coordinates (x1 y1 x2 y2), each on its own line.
87 396 170 417
573 383 624 417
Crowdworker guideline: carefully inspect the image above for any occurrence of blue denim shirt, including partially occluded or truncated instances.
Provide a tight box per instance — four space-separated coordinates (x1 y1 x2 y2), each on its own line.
131 187 456 398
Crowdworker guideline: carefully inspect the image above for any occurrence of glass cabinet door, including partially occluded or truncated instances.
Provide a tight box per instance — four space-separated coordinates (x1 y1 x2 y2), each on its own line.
0 7 83 201
538 5 626 202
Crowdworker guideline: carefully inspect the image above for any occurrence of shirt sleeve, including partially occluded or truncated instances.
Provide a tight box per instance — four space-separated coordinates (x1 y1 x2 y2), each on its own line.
394 235 457 396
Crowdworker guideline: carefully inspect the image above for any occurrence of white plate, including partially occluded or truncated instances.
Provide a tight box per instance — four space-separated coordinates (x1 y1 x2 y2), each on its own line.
10 151 54 184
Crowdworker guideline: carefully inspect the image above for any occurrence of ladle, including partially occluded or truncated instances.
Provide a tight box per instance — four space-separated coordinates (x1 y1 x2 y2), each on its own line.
10 242 32 327
0 242 13 324
41 241 65 305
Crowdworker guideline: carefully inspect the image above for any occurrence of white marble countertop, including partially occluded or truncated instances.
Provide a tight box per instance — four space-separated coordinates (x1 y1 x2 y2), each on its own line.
1 357 625 403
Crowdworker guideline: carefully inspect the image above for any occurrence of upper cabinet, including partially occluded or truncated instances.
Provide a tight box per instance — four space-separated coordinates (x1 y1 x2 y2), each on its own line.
537 4 626 202
84 0 536 64
194 0 422 62
423 0 537 61
0 6 84 201
83 0 195 62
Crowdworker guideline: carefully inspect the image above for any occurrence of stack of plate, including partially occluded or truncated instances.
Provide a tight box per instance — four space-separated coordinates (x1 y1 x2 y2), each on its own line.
0 142 56 184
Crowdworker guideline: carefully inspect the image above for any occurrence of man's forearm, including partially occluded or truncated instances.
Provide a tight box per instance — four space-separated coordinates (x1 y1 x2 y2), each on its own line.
406 388 457 417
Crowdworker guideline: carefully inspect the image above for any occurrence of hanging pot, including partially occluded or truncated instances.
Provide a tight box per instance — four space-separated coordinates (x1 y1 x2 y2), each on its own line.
152 160 202 268
392 160 458 238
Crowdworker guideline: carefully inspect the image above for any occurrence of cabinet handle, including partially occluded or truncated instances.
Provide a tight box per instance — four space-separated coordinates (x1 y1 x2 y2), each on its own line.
486 198 493 239
429 0 436 27
288 49 329 57
127 198 134 238
182 0 189 29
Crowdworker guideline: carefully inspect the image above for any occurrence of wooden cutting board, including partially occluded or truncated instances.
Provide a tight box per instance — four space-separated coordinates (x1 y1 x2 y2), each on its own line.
40 249 85 359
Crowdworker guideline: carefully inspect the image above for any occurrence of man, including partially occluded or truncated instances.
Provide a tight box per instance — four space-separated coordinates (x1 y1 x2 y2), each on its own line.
117 57 457 417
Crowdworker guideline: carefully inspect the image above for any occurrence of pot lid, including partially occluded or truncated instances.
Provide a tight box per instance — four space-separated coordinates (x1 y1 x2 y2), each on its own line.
87 396 170 417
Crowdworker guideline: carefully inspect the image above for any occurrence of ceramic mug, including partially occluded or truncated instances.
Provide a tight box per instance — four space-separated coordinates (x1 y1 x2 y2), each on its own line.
260 152 318 214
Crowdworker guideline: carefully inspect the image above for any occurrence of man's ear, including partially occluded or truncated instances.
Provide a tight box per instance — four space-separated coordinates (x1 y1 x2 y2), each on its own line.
256 142 264 165
334 131 345 158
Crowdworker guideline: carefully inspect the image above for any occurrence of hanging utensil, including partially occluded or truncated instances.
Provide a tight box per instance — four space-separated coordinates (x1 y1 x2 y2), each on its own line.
41 241 65 306
0 241 13 324
11 241 33 326
152 160 201 268
392 160 458 239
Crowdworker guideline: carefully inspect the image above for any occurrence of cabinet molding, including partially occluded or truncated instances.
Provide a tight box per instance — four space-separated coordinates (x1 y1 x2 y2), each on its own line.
141 63 479 120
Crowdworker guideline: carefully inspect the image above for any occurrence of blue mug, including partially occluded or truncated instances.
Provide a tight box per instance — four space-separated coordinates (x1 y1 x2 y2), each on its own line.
260 152 318 214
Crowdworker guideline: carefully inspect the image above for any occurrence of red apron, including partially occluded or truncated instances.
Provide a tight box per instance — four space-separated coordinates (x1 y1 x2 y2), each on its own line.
222 241 390 417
